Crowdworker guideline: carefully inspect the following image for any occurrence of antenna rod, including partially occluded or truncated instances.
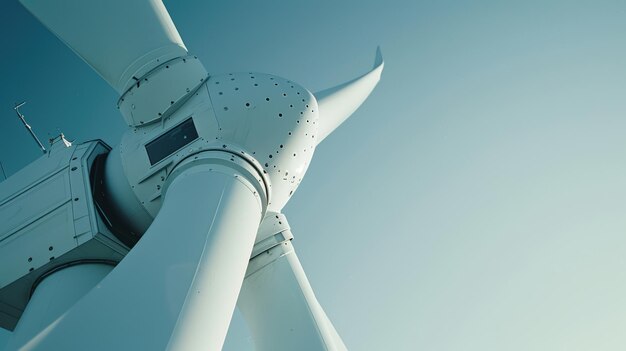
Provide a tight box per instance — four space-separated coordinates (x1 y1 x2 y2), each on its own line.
14 101 46 154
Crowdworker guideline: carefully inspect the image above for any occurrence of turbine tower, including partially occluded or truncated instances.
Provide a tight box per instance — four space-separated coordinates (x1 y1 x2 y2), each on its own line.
0 0 383 350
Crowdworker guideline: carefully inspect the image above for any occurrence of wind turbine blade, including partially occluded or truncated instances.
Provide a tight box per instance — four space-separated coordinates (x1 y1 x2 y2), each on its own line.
13 163 263 351
314 47 384 143
20 0 188 94
238 217 347 351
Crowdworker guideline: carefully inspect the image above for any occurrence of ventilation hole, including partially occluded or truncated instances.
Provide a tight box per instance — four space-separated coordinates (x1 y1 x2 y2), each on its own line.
251 76 255 79
290 104 293 108
223 107 229 111
49 246 53 251
171 101 175 105
235 87 239 91
231 78 235 81
297 92 300 95
215 81 220 84
269 155 273 159
283 93 287 96
29 268 34 272
49 257 55 261
222 144 227 148
288 132 292 135
166 65 169 68
74 198 79 201
266 98 270 101
265 163 269 167
280 144 284 148
274 83 278 86
219 92 223 95
71 167 77 171
245 103 250 107
254 83 258 86
278 113 283 117
28 257 32 262
293 153 296 156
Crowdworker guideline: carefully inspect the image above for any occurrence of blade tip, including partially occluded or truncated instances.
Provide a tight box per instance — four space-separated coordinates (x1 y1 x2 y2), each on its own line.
374 46 384 69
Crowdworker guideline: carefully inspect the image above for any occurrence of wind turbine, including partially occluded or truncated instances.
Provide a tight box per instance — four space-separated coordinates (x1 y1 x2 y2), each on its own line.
0 0 383 350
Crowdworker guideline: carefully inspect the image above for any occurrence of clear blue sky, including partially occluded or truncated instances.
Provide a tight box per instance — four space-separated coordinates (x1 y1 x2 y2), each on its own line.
2 1 626 350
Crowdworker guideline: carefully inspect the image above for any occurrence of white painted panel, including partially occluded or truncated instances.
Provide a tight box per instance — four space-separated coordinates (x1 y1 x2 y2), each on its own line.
0 171 72 242
0 203 76 288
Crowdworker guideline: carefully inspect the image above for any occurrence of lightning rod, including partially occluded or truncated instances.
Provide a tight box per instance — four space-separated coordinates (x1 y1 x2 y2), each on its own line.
14 101 46 154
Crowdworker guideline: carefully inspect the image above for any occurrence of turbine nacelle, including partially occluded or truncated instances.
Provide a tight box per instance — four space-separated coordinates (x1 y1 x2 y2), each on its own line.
105 68 320 238
9 0 384 349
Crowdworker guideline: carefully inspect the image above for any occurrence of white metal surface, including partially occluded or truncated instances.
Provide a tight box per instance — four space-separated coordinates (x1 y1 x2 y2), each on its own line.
5 264 113 350
109 71 319 223
206 73 319 211
10 155 265 350
239 214 347 351
239 243 347 351
0 140 127 330
117 55 208 127
314 47 384 142
19 0 188 94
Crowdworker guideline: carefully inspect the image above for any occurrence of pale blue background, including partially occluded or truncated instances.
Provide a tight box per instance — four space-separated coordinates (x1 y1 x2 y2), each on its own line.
2 1 626 350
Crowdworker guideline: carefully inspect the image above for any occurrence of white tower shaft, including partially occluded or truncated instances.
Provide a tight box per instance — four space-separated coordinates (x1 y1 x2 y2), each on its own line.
6 264 114 350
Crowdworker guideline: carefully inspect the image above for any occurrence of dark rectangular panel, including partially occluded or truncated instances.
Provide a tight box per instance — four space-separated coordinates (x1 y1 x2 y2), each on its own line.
145 118 199 165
